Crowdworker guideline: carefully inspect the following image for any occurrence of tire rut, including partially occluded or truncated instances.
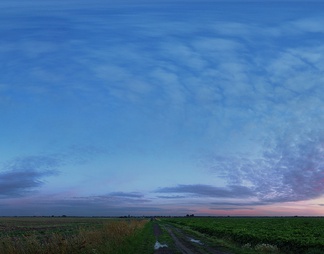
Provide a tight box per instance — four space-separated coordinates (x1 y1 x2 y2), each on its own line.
162 224 231 254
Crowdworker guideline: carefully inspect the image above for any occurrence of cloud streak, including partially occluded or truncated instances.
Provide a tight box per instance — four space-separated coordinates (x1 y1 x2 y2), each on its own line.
0 156 59 198
156 184 254 198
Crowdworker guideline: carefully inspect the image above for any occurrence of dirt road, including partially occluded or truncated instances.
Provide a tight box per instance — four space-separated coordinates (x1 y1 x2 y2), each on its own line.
153 222 231 254
153 223 173 254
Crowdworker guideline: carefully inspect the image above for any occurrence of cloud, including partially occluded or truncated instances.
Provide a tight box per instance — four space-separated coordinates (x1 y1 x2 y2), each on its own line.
192 38 243 53
210 207 254 211
156 195 187 199
0 156 59 198
211 22 255 38
74 193 151 204
156 184 254 198
265 47 324 95
3 155 61 172
4 1 322 124
107 192 144 199
0 144 108 199
207 130 324 203
0 192 168 216
211 201 268 207
0 198 166 217
290 17 324 34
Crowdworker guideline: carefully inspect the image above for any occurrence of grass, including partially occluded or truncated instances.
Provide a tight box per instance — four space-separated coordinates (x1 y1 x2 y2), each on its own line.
156 220 181 254
0 217 153 254
113 220 156 254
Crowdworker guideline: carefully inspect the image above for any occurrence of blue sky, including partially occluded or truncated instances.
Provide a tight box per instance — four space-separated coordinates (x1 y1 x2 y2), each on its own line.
1 0 324 216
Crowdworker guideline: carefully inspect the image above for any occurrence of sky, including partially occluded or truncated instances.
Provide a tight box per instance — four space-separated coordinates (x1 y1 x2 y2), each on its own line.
1 0 324 216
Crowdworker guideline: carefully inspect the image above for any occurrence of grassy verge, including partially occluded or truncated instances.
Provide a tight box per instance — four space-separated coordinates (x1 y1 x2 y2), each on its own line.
111 220 156 254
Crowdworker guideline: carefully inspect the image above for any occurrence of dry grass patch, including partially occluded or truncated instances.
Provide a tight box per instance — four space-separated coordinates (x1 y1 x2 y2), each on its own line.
0 218 148 254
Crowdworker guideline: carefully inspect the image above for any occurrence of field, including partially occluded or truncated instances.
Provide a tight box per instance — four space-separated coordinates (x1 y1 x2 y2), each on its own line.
161 217 324 254
0 217 155 254
1 216 324 254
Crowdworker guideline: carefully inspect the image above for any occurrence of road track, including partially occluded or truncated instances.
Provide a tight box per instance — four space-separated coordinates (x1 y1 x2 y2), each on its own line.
154 222 231 254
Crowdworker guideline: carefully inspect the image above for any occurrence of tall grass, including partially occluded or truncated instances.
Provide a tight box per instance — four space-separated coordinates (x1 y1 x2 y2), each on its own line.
0 219 148 254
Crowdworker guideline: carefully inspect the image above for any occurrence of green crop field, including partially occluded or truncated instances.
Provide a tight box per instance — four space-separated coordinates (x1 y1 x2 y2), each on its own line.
162 217 324 254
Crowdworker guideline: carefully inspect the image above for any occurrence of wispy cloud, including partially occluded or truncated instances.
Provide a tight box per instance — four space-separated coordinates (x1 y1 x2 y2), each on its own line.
0 192 162 216
211 201 268 207
156 195 187 199
156 184 254 198
207 130 324 203
107 192 144 199
210 207 254 211
0 144 107 199
289 17 324 34
0 156 59 198
74 192 150 204
0 199 165 217
3 3 323 117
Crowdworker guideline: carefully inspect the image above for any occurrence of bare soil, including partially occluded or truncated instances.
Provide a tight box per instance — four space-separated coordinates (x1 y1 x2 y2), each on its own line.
153 223 163 238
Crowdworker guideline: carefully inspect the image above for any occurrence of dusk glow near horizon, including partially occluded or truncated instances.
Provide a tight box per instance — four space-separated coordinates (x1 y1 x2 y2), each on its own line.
1 0 324 217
